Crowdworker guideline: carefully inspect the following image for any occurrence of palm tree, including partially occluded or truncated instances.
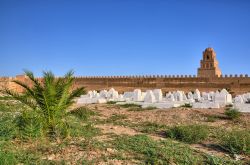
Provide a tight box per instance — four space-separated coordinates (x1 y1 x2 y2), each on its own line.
4 70 85 138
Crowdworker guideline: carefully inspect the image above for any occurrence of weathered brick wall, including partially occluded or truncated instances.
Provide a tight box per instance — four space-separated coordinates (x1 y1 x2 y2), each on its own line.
72 75 250 95
0 77 15 91
1 74 250 96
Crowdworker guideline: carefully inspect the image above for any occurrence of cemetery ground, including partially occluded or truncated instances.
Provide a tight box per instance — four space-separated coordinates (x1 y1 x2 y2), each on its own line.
1 97 250 164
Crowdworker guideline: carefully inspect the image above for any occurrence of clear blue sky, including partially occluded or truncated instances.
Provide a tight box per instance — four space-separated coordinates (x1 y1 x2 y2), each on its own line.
1 0 250 77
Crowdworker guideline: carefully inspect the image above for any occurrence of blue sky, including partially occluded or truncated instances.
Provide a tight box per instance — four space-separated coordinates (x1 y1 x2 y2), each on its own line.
0 0 250 77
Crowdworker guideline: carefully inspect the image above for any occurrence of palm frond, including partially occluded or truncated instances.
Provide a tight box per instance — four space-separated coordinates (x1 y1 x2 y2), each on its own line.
68 87 86 101
6 69 83 139
23 70 44 92
12 80 35 97
4 88 37 110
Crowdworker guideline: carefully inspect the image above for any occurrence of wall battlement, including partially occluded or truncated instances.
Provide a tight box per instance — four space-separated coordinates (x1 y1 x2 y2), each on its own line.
1 74 250 96
72 74 249 79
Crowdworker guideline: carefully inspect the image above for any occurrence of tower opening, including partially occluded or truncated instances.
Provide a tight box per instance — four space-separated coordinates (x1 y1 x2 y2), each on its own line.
197 47 222 77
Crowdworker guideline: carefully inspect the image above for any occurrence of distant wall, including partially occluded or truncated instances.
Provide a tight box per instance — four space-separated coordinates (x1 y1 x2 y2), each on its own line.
73 74 250 95
1 74 250 96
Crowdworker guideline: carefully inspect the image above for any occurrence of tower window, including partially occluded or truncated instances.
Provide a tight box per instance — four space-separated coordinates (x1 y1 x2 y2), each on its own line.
207 55 210 60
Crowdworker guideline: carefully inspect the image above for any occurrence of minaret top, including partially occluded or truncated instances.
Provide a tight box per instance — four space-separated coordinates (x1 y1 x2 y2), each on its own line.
204 47 214 52
197 47 222 77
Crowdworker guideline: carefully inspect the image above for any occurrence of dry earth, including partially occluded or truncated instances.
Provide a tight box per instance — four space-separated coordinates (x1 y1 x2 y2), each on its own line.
3 101 250 164
81 104 250 164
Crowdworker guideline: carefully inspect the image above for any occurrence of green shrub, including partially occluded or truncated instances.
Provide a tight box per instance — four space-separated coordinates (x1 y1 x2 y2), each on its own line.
166 125 209 143
220 130 250 155
120 103 142 108
224 108 241 120
181 103 192 108
0 114 18 140
15 110 42 139
107 101 117 104
69 107 96 121
4 70 86 140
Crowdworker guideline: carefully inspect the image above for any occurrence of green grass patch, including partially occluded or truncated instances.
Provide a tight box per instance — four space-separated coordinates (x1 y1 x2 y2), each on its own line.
0 101 26 112
0 96 15 100
112 134 202 164
219 130 250 155
205 154 242 165
166 124 209 143
0 150 59 165
0 150 17 165
66 115 100 139
136 122 168 134
224 108 241 120
105 114 127 123
0 114 18 140
205 115 221 122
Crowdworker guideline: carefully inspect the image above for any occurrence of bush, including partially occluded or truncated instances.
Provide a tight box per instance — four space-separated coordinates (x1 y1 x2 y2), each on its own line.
69 107 96 121
107 101 117 104
15 110 42 139
0 114 18 140
4 70 85 139
224 108 241 120
220 130 250 155
181 103 192 108
120 103 142 108
166 125 209 143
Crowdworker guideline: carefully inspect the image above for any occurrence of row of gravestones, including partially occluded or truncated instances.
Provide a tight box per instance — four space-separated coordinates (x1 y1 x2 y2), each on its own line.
77 88 236 108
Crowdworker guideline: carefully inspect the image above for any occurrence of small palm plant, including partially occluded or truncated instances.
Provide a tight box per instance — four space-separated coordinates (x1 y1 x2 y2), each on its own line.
4 70 85 139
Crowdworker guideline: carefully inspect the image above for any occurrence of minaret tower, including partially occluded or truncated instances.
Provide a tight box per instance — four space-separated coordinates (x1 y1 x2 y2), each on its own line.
197 47 222 77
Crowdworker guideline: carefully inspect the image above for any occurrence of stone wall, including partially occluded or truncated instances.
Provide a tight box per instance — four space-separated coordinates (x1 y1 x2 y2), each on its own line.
1 74 250 96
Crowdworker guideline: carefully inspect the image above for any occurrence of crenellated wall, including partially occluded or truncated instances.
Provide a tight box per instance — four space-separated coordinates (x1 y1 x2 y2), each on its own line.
1 74 250 96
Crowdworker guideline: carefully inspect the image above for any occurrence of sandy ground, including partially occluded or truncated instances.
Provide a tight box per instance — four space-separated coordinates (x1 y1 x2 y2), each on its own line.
85 104 250 162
